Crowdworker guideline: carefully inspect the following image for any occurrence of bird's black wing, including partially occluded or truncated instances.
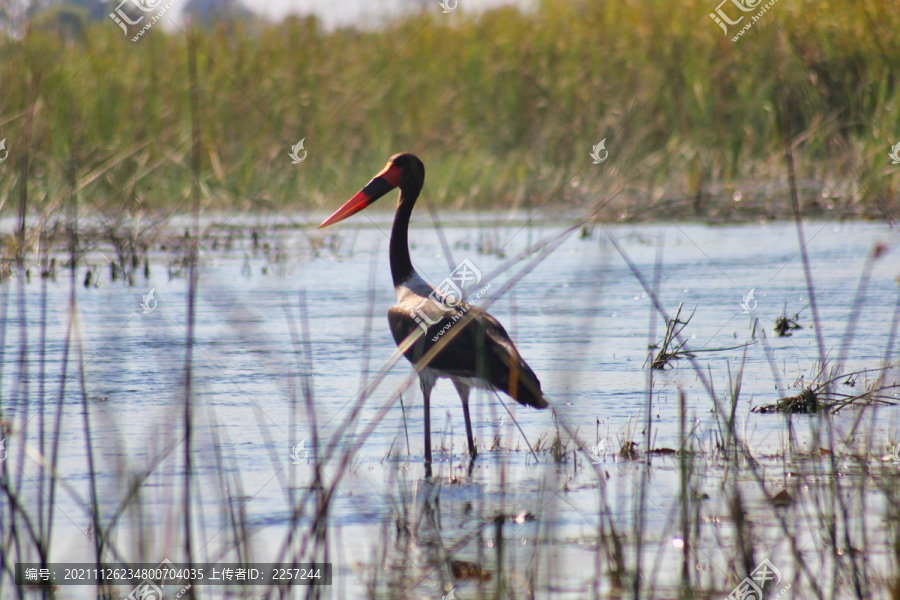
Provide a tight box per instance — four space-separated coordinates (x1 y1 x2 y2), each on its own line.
387 301 547 409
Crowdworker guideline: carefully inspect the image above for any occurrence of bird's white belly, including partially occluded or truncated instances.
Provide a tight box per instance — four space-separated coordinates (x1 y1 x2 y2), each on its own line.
420 366 494 392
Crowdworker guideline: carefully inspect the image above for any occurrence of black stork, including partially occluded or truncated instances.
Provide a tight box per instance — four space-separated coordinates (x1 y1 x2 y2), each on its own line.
319 153 548 467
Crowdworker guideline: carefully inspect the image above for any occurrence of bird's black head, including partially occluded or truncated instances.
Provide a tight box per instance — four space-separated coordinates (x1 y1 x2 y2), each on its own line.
388 153 425 196
319 153 425 228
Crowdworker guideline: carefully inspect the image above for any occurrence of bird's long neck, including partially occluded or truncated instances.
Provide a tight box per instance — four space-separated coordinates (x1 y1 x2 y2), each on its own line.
390 186 418 288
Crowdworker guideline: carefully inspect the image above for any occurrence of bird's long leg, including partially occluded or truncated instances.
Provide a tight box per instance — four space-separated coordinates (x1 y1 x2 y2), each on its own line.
421 379 433 469
453 380 476 458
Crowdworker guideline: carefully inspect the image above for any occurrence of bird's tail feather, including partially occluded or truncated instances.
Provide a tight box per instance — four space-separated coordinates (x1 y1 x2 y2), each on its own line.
493 349 548 409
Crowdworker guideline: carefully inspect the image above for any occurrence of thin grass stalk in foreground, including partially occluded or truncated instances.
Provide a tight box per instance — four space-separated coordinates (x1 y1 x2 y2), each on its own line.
836 245 883 374
182 27 203 599
633 238 665 598
36 236 50 569
280 291 316 589
781 92 826 377
78 283 108 598
14 69 38 268
780 93 865 595
678 390 691 598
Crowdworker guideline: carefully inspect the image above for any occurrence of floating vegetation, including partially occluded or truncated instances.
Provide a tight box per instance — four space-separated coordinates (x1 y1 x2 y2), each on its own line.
754 386 820 414
648 447 677 455
619 441 640 460
753 367 899 414
774 305 804 336
771 489 793 507
450 559 492 581
82 265 100 288
648 303 752 369
649 303 697 369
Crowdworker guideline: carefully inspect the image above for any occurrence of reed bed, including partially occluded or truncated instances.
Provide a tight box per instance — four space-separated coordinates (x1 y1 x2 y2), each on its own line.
0 0 899 227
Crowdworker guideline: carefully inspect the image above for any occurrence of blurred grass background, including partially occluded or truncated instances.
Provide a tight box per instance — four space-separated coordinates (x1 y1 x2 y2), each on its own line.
1 0 899 220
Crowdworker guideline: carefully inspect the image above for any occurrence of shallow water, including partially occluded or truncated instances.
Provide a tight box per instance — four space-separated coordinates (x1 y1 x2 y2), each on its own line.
2 216 899 598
